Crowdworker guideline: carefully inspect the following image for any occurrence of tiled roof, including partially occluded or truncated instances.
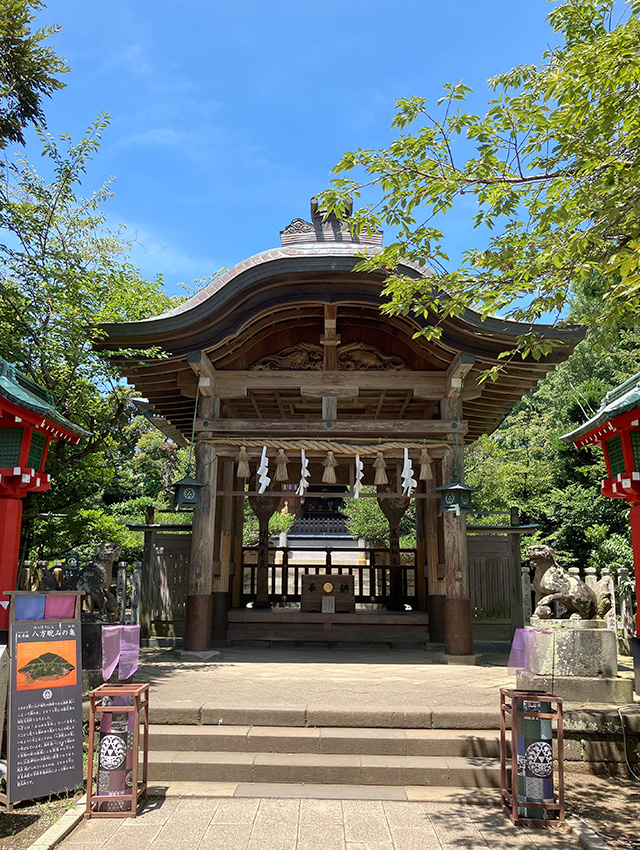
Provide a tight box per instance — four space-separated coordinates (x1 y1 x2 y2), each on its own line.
562 372 640 443
0 360 90 438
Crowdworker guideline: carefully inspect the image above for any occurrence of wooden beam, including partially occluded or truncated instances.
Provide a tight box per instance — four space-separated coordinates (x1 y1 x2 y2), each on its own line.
322 397 338 421
374 389 386 419
301 386 359 399
274 391 286 419
249 393 263 420
398 390 413 419
207 370 448 399
195 418 467 437
321 304 340 370
187 350 217 397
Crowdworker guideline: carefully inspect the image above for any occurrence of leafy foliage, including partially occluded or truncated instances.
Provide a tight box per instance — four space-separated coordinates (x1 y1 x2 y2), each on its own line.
242 501 295 546
466 312 640 569
0 120 180 561
342 491 416 548
26 415 190 562
319 0 640 359
0 0 68 148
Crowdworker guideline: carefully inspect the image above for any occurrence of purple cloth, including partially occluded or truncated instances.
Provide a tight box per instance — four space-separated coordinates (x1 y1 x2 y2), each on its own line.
118 627 141 680
102 626 141 681
44 594 76 620
508 628 553 675
14 594 46 621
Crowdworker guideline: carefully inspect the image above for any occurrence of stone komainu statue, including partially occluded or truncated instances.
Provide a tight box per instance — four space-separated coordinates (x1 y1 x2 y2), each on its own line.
34 541 122 619
528 544 612 620
60 541 122 618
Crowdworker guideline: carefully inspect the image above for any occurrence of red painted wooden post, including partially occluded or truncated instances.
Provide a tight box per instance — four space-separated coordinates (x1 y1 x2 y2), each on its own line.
630 504 640 636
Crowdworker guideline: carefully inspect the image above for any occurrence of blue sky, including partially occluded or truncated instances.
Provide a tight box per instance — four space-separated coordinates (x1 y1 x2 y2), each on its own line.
29 0 557 296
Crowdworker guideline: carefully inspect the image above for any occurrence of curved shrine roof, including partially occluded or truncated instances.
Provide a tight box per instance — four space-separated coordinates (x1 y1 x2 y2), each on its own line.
99 202 585 444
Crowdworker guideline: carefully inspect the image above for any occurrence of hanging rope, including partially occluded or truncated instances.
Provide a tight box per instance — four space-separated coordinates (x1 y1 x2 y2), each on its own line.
419 447 433 480
274 448 289 482
373 451 388 485
235 445 251 478
200 437 451 455
322 450 338 484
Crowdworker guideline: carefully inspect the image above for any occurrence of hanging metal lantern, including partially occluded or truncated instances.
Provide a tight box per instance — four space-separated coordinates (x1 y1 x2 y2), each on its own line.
173 473 206 511
435 476 478 516
172 385 207 510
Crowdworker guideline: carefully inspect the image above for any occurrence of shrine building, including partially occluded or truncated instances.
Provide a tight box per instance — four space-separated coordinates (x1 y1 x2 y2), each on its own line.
99 200 583 655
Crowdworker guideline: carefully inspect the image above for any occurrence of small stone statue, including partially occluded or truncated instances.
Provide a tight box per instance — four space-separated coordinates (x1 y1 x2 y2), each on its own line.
61 541 122 620
529 544 612 620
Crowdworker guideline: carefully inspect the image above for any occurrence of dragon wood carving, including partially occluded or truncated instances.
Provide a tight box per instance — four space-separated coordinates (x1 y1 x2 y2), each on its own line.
250 342 409 371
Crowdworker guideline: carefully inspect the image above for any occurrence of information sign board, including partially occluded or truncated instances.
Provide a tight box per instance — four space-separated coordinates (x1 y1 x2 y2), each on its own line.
8 619 83 804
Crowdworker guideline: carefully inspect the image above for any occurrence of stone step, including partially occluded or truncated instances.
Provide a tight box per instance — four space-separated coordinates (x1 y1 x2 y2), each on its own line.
147 780 501 804
148 725 501 758
146 750 501 788
150 704 502 729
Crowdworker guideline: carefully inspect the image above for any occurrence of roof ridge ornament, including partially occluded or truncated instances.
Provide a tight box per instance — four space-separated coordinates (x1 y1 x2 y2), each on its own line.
280 196 383 247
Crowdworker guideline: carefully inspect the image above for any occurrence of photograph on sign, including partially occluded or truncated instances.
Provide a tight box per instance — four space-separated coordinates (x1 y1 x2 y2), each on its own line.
16 640 77 690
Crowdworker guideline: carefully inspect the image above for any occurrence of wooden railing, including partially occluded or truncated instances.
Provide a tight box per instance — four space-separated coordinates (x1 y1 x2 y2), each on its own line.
241 545 417 606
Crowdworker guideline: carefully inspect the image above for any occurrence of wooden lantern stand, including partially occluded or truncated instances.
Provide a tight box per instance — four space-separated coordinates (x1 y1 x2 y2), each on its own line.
500 688 565 826
85 683 149 818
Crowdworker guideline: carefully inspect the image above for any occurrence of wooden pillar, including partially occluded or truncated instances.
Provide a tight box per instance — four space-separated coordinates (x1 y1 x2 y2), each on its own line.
185 396 218 651
415 480 428 611
440 395 473 656
213 459 234 640
248 493 280 609
629 504 640 637
140 505 155 638
426 471 445 641
378 494 409 612
230 491 245 609
508 507 524 636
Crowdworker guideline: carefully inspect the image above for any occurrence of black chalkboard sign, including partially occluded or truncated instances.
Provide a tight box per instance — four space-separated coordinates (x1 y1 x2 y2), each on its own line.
8 620 83 804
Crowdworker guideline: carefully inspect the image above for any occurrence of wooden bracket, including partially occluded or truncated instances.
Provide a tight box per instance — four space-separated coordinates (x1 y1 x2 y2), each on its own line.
444 352 476 408
187 351 217 397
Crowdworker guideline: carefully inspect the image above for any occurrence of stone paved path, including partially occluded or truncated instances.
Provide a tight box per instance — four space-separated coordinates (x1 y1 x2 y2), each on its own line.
59 797 579 850
138 646 515 717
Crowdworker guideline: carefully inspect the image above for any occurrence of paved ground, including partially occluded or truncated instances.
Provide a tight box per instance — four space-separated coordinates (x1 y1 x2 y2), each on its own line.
60 646 612 849
136 646 516 715
59 797 580 850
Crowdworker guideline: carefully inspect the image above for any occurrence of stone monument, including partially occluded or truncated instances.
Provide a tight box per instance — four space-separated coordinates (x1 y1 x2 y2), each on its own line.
516 545 633 704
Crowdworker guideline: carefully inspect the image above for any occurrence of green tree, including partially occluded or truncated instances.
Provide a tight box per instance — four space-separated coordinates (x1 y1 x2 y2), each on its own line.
28 414 191 562
0 119 176 560
0 0 68 148
342 491 416 548
319 0 640 359
466 313 640 568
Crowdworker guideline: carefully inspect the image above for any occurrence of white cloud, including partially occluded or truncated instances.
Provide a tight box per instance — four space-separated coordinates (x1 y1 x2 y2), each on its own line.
105 215 224 293
116 127 189 149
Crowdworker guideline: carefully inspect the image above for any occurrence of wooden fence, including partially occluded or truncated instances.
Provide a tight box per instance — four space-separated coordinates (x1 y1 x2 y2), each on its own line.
240 545 416 607
140 528 191 637
135 509 534 638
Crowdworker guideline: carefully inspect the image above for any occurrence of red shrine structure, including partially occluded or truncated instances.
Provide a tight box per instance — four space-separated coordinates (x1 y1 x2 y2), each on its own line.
564 373 640 646
0 359 87 631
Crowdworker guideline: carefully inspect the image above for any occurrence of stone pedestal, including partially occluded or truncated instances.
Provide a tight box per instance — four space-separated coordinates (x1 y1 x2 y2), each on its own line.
516 617 633 704
81 620 105 691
